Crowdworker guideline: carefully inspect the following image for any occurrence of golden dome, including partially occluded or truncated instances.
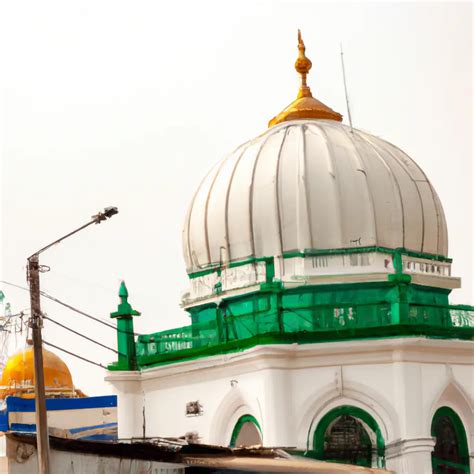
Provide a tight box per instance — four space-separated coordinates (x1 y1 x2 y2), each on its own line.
0 346 76 399
269 30 343 127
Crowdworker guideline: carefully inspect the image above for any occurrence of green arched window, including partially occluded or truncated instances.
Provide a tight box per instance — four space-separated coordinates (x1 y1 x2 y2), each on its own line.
230 414 262 448
312 406 385 468
431 407 470 474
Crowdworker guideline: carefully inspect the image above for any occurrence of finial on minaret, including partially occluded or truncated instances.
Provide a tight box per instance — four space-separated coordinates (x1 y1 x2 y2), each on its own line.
295 30 312 98
119 281 128 299
111 281 140 319
109 280 140 371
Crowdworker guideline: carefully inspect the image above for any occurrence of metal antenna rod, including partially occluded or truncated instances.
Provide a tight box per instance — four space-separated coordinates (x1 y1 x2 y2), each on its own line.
340 43 353 132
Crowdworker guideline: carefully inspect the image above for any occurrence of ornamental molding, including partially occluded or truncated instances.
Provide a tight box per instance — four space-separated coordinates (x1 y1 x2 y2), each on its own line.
298 387 398 450
105 338 474 385
427 380 474 439
385 437 436 458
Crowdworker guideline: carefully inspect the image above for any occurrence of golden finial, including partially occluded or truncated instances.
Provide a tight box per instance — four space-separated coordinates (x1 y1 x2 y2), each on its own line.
268 30 343 127
295 30 312 98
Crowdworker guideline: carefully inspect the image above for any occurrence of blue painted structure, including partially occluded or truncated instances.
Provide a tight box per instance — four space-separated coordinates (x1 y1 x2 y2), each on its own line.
0 395 117 440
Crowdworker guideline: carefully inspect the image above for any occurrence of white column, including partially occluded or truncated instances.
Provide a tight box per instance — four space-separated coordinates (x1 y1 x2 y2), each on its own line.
385 438 435 474
107 378 143 439
260 369 294 447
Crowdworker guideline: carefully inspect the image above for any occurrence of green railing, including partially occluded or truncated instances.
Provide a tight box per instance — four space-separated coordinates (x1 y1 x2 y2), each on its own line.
135 303 474 365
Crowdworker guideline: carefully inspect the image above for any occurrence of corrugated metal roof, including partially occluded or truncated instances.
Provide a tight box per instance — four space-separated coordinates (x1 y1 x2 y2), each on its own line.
7 433 392 473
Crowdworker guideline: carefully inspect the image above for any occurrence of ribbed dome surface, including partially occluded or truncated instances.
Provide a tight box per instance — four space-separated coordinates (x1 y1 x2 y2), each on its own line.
183 120 447 273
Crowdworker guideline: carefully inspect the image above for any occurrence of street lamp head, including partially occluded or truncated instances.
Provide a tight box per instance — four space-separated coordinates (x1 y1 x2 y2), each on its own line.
93 206 119 224
103 206 119 218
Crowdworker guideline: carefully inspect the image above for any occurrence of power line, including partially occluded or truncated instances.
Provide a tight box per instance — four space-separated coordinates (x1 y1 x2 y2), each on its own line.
45 293 139 335
43 340 107 369
43 314 126 357
0 311 28 334
1 311 29 318
1 280 33 293
0 280 140 336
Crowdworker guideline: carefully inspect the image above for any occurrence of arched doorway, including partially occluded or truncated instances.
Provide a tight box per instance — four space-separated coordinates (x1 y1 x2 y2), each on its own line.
230 415 262 447
313 406 385 468
431 407 470 473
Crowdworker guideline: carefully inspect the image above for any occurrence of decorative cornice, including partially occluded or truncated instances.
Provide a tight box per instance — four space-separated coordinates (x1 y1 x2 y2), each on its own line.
106 338 474 384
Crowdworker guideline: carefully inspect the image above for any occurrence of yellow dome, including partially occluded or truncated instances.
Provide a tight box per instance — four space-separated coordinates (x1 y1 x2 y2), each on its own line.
0 346 75 398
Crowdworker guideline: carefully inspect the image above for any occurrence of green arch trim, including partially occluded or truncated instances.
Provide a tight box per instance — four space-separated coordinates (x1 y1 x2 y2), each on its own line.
431 406 470 471
230 414 262 448
313 405 385 464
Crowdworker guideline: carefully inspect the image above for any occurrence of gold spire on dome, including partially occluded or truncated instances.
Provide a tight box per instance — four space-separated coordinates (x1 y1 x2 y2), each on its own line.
295 30 312 98
268 30 343 127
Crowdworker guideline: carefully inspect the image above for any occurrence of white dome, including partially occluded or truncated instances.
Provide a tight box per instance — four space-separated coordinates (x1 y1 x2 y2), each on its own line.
183 119 447 273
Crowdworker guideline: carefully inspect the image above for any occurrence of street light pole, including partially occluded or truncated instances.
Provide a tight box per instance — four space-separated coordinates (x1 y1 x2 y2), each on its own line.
28 254 50 473
27 206 118 474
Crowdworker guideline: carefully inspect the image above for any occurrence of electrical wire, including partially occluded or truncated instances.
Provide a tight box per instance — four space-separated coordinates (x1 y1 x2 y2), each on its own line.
0 280 140 336
0 312 28 335
43 340 107 369
2 311 29 319
1 280 134 371
43 314 126 357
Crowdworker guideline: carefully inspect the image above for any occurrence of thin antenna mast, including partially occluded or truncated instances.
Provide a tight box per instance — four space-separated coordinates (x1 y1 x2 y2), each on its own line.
340 43 353 132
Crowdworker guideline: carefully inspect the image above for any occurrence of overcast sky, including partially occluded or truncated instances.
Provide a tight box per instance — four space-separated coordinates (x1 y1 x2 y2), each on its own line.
0 1 472 395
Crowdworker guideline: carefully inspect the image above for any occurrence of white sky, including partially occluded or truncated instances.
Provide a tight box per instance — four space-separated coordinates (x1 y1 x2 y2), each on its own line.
0 1 472 395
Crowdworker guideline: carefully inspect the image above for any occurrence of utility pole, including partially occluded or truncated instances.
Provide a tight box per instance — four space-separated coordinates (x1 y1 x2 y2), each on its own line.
27 206 118 474
27 254 50 474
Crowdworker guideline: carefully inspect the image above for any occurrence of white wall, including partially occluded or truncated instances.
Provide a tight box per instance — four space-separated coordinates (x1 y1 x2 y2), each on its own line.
107 338 474 473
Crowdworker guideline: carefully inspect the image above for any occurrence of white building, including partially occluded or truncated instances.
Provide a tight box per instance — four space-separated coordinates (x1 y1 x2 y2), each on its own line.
106 33 474 473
